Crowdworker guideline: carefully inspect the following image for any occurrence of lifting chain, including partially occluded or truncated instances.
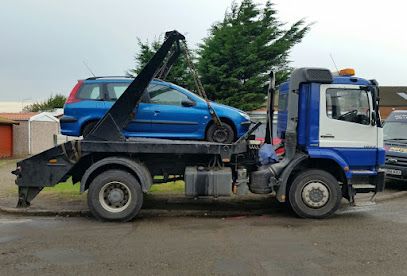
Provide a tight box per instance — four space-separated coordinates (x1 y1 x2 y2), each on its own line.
181 40 223 127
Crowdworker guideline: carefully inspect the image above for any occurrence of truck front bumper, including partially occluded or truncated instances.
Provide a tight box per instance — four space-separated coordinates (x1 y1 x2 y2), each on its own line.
381 164 407 182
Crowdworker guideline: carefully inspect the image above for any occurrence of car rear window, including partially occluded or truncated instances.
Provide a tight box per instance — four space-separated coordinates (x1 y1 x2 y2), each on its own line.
77 84 102 100
107 83 129 100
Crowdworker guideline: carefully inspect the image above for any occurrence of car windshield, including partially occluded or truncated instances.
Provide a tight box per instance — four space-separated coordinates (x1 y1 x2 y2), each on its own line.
383 122 407 141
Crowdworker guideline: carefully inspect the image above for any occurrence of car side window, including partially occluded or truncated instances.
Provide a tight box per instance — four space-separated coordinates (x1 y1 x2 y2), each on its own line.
147 84 189 106
106 82 149 103
77 84 102 100
326 88 370 125
106 83 128 100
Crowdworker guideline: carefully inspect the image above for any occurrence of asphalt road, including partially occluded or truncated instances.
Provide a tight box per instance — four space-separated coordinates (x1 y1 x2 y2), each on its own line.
1 195 407 276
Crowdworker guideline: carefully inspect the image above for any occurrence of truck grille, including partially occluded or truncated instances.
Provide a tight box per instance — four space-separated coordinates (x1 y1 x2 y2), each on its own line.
386 155 407 167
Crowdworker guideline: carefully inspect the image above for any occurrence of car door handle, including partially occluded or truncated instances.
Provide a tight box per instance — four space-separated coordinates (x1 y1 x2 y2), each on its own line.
153 110 160 116
321 134 335 138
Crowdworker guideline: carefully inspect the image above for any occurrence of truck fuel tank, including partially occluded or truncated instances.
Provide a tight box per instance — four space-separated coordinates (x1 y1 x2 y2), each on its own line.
185 167 232 197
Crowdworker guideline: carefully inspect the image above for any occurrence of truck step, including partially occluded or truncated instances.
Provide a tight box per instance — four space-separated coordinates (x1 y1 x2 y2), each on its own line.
351 170 376 175
352 184 376 189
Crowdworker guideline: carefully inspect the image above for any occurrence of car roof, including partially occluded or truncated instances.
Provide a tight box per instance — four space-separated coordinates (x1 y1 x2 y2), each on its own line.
83 77 166 84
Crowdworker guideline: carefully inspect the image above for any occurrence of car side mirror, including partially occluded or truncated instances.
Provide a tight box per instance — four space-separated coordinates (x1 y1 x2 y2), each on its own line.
181 99 195 107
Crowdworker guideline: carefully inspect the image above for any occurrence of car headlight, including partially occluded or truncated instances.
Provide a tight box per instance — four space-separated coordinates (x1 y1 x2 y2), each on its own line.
239 112 250 121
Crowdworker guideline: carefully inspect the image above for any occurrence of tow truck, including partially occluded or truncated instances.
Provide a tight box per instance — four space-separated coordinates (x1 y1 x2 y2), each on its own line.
12 31 385 221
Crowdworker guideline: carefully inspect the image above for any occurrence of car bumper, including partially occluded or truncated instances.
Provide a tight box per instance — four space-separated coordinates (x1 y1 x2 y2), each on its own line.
240 121 252 126
236 121 252 138
60 115 78 123
60 116 81 136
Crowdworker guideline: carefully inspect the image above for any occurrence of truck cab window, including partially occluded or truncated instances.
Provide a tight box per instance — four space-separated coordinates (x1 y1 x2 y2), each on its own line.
278 93 287 112
326 89 370 125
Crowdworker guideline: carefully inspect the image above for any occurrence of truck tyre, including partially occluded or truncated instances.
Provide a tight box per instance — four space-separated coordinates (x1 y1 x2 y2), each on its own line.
207 122 234 143
288 169 341 219
87 170 143 222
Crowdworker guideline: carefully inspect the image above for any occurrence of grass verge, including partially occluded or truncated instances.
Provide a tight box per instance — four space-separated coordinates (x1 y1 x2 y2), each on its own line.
0 158 19 167
42 178 185 198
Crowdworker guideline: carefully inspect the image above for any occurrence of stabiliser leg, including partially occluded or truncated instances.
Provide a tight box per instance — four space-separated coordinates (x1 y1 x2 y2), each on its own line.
16 187 43 208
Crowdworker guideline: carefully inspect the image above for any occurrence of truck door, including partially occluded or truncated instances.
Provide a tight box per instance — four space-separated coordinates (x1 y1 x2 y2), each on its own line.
319 84 378 167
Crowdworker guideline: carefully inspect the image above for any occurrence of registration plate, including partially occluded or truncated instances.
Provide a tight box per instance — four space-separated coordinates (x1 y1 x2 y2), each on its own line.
383 169 402 176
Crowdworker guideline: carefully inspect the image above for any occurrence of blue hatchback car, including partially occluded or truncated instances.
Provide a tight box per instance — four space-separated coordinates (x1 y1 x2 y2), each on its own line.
60 77 251 143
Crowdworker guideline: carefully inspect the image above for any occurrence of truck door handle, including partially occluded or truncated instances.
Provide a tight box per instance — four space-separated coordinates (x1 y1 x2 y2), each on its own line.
321 134 335 138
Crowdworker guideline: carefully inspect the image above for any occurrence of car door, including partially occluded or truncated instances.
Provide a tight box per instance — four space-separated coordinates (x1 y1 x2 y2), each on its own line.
105 82 152 136
146 83 207 139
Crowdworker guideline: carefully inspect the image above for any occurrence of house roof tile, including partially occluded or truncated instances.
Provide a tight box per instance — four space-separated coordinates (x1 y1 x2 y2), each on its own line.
0 112 39 121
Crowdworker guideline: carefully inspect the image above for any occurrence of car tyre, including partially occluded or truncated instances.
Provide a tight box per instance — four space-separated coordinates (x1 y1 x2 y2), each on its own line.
87 169 143 222
288 169 341 219
206 122 235 143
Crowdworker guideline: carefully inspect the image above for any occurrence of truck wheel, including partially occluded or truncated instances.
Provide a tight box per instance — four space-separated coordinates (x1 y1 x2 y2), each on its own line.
288 169 341 219
207 122 234 143
87 170 143 222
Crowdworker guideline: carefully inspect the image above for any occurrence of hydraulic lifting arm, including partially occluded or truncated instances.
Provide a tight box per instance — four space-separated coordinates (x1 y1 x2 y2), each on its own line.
85 30 186 141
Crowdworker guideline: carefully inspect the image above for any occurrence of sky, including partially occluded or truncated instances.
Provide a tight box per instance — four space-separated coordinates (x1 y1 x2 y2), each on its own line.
0 0 406 102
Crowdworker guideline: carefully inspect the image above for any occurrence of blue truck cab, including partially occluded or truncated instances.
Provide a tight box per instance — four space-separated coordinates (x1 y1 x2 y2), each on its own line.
252 68 385 217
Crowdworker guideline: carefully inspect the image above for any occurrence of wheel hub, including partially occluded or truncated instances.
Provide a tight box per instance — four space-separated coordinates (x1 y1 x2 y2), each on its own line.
213 127 228 143
107 188 125 204
302 182 330 208
99 181 131 213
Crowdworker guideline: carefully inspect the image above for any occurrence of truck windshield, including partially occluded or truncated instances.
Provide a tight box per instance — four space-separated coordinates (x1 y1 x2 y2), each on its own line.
384 122 407 141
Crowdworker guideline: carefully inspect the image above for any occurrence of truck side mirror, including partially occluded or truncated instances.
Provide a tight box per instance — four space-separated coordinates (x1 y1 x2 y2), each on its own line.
371 111 376 126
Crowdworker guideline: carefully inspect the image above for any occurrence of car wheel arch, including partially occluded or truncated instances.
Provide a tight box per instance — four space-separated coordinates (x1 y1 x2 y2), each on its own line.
205 117 237 140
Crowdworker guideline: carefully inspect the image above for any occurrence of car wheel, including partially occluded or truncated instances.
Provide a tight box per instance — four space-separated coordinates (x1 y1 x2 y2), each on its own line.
288 169 341 219
82 121 97 137
87 169 143 222
206 122 235 143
